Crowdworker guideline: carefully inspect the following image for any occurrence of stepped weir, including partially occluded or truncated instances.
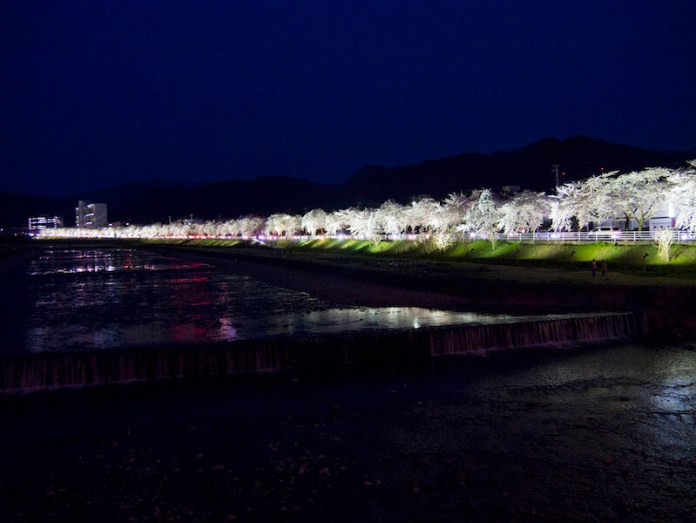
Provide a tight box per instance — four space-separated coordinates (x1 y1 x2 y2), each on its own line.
0 312 646 392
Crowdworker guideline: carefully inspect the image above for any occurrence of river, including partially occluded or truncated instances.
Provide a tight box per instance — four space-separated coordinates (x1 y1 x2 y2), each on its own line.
0 245 622 355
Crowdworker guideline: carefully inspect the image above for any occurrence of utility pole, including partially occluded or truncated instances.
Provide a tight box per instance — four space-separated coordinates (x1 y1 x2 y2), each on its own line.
552 164 561 188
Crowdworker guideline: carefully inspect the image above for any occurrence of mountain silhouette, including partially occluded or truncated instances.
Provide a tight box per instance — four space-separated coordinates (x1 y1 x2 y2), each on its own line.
1 136 693 228
343 136 693 203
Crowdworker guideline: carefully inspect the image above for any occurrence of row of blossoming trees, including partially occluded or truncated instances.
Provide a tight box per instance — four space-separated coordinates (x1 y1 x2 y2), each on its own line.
40 164 696 243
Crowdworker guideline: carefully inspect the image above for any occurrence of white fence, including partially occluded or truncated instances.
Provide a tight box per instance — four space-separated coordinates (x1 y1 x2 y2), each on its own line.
483 230 696 243
270 230 696 243
36 229 696 244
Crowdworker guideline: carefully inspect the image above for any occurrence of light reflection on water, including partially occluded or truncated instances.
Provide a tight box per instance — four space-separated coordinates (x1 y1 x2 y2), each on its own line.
28 248 208 275
1 247 607 354
23 307 523 352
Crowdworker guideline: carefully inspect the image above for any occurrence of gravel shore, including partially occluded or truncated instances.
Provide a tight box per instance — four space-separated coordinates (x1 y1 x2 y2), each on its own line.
3 344 696 523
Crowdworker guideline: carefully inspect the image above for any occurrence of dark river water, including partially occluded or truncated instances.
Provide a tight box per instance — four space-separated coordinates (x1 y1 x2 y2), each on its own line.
2 246 581 354
1 246 695 521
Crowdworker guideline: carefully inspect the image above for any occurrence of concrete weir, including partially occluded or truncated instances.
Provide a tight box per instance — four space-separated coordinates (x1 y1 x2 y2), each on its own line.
0 312 646 392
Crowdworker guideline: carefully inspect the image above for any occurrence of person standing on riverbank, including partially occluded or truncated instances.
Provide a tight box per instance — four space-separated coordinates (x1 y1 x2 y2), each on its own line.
591 259 597 277
601 260 607 277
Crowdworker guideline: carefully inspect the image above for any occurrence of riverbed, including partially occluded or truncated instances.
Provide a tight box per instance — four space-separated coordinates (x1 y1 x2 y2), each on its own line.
1 343 695 522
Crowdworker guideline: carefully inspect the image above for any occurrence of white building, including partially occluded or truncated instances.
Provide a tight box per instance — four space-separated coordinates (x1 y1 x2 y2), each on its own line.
28 215 64 231
75 200 108 228
648 201 676 231
597 200 676 231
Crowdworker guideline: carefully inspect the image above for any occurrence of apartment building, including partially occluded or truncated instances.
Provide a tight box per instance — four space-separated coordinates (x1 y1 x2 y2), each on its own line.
28 215 64 231
75 200 108 228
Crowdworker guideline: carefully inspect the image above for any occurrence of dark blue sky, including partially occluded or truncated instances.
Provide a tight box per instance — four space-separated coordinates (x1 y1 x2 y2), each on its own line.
2 1 695 196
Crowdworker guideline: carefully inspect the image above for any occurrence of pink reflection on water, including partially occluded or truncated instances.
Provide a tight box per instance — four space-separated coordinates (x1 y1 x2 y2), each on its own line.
17 247 560 354
169 323 209 344
29 249 212 276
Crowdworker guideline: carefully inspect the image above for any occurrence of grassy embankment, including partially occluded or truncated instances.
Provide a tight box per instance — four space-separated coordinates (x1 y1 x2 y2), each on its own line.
139 237 696 279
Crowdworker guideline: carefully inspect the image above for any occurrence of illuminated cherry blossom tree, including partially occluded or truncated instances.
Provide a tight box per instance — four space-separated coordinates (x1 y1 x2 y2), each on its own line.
265 213 302 237
237 215 265 238
606 168 674 231
324 209 352 236
442 192 470 230
551 173 619 231
671 162 696 233
498 191 550 234
330 207 378 239
407 197 444 234
655 229 674 262
301 208 327 236
457 189 502 248
374 200 408 236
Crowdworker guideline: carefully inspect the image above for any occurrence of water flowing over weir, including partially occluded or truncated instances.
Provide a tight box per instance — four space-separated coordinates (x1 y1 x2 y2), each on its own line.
0 312 646 392
429 312 647 355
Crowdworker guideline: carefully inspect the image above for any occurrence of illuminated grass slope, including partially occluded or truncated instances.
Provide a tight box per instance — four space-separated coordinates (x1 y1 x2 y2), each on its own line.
144 238 696 271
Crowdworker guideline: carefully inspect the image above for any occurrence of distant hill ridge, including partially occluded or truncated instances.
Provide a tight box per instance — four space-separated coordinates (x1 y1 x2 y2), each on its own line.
1 136 693 228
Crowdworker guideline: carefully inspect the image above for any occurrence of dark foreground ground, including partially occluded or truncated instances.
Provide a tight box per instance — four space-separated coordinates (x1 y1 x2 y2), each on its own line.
2 343 696 523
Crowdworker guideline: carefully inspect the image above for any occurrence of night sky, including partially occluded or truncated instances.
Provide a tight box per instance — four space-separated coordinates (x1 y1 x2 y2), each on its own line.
2 1 695 197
